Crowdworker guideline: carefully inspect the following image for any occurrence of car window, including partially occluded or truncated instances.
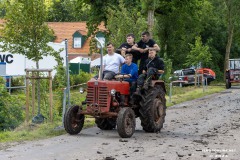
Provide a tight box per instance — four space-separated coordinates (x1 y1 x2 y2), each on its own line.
183 69 195 75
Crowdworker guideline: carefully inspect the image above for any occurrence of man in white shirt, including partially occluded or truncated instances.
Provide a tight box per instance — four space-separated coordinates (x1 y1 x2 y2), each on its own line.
98 42 125 80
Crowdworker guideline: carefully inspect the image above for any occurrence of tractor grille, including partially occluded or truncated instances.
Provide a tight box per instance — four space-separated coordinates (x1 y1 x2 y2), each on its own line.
231 71 240 81
86 86 108 107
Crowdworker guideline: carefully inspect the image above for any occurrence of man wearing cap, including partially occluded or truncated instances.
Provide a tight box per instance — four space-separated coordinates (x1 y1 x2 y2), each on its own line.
132 31 160 75
136 47 164 91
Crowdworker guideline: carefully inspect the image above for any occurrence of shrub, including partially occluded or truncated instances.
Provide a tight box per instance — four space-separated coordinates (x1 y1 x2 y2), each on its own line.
0 77 24 131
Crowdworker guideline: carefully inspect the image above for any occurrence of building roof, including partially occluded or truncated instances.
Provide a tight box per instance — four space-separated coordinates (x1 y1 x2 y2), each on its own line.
47 22 106 60
0 20 104 60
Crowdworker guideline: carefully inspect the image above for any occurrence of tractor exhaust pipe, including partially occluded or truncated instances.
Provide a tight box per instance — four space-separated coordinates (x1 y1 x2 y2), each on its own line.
94 37 104 80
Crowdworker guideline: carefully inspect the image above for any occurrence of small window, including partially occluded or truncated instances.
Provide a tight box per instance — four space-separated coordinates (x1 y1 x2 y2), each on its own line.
74 37 82 48
72 31 86 49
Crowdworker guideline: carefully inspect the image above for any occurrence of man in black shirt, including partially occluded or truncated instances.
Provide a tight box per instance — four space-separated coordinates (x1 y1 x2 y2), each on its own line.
116 33 140 64
132 31 160 75
136 47 164 90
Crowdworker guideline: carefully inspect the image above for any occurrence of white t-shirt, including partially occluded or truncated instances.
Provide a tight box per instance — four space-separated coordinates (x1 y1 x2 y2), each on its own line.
103 53 125 74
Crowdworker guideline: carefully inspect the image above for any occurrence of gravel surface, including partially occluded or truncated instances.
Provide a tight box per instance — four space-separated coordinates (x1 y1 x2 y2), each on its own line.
0 87 240 160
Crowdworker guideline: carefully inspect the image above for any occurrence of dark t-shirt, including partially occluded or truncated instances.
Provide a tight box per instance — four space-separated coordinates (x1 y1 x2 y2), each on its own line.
137 39 156 60
116 42 140 64
143 56 164 71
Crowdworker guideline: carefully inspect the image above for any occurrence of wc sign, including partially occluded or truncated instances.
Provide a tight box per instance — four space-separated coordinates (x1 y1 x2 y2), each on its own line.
0 54 14 64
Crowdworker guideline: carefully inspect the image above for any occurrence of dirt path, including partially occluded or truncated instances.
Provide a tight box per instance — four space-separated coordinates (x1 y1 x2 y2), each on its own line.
0 87 240 160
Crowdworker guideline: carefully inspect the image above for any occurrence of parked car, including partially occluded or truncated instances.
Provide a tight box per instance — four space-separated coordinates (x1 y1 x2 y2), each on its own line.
170 68 196 86
170 68 216 86
196 68 216 85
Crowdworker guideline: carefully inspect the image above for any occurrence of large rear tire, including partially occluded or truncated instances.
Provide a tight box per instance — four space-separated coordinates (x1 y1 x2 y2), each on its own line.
226 79 231 89
117 107 136 138
95 118 116 130
139 85 166 132
64 105 85 135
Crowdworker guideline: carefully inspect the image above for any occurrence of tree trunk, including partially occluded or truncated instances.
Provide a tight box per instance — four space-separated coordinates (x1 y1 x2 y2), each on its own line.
148 9 154 37
36 61 41 115
224 1 234 81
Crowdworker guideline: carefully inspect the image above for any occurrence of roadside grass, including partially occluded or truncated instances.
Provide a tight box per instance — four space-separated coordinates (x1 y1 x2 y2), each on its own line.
166 84 226 107
0 84 226 143
0 118 95 143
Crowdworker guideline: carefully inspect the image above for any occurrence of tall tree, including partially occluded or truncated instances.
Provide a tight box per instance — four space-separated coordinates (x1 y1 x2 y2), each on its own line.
185 36 212 68
0 0 61 121
0 0 59 68
154 0 212 69
224 0 240 79
141 0 157 35
106 0 147 47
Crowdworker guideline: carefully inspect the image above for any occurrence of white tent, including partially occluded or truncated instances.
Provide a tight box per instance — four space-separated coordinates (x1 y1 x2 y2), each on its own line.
90 57 101 68
70 56 91 64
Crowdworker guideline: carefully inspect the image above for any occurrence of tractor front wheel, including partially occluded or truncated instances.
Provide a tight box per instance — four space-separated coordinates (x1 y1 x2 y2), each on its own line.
64 105 85 135
117 107 136 138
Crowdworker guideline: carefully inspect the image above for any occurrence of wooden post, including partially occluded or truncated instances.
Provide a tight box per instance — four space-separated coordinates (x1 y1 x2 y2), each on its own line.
49 71 53 122
25 71 29 122
32 72 35 116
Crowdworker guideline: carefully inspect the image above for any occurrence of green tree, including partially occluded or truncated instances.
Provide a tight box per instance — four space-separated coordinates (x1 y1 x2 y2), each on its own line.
0 0 59 68
154 0 212 69
47 0 89 22
224 0 240 79
0 0 62 121
185 36 212 68
106 0 147 48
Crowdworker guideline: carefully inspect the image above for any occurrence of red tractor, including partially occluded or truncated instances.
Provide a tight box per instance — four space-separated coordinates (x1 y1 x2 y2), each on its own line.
64 38 166 138
64 77 166 138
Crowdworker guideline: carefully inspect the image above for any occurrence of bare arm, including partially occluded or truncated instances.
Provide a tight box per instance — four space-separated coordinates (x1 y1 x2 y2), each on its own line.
153 44 160 52
132 44 147 53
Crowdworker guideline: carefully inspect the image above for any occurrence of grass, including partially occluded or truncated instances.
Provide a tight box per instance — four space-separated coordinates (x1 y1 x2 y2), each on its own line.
0 84 226 143
166 84 225 107
0 118 95 143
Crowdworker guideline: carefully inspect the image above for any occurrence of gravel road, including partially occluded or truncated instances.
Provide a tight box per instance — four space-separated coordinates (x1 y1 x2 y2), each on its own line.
0 86 240 160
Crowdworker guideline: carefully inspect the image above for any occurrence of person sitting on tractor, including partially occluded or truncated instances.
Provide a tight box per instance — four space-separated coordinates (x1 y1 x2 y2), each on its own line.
94 42 125 80
115 54 138 94
135 47 164 92
116 33 140 64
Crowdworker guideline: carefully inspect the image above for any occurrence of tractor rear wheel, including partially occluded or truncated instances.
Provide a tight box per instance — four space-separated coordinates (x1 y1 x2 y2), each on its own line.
139 85 166 132
117 107 136 138
226 79 231 89
64 105 85 135
95 118 116 130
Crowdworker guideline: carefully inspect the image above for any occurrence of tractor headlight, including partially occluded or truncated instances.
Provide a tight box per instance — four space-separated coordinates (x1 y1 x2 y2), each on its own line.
110 89 116 96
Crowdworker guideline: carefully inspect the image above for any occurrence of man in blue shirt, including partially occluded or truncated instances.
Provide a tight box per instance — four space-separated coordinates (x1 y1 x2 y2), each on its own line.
115 54 138 95
115 54 138 82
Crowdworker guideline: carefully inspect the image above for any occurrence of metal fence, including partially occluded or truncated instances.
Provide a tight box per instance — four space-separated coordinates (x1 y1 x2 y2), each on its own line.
0 75 26 94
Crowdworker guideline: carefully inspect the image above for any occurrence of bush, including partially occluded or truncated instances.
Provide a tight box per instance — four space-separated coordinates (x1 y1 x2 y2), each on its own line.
70 71 92 87
0 77 24 131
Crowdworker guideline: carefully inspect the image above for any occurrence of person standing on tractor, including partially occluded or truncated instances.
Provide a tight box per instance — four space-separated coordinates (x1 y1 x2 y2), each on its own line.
94 42 125 80
136 47 164 92
132 31 160 75
116 33 140 64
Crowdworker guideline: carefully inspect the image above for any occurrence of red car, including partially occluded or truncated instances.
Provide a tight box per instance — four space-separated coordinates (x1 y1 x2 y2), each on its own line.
196 68 216 85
